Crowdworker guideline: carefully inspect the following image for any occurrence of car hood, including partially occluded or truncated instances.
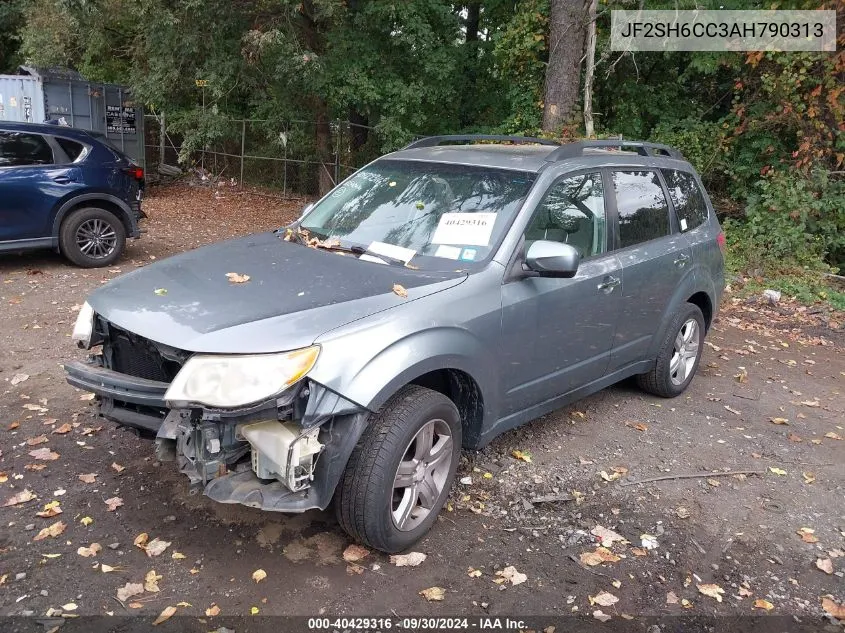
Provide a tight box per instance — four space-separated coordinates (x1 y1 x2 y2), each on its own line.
88 232 467 353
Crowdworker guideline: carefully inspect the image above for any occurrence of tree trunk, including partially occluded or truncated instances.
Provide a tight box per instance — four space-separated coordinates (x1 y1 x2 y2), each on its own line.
465 2 480 42
348 108 369 151
543 0 588 133
315 105 333 196
582 0 598 138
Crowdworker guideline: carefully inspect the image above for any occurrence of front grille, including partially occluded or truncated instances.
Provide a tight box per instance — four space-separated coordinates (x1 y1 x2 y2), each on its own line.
103 323 182 382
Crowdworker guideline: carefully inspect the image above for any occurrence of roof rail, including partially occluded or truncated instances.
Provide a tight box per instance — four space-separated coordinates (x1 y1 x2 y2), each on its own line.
403 134 560 150
544 139 684 162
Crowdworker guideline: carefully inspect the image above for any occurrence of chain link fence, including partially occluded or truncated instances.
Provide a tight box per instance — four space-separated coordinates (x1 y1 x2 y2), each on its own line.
143 115 401 197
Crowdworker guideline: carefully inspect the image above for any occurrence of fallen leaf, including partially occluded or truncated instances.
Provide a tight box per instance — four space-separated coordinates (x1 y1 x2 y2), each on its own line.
467 568 482 577
250 606 259 615
495 565 527 586
821 597 845 620
52 423 72 435
128 602 143 609
342 544 370 562
754 599 774 611
152 605 177 626
5 422 18 431
11 373 29 385
392 283 408 298
134 533 149 548
419 586 445 601
80 516 93 526
226 272 250 283
33 520 66 541
630 422 648 431
511 449 532 463
824 432 842 440
145 538 171 557
3 489 36 506
787 433 802 442
591 525 626 547
175 601 192 607
592 610 611 622
816 558 833 574
769 467 787 476
145 569 162 592
62 603 77 611
590 591 619 607
29 447 59 461
111 462 125 473
154 288 168 296
346 564 363 575
390 552 427 567
734 368 748 383
78 473 97 484
738 586 753 598
252 569 267 583
25 463 46 471
666 591 679 604
724 405 742 415
105 497 124 511
26 434 49 445
676 506 691 519
697 583 725 602
640 534 659 550
206 604 220 617
171 551 186 560
77 543 102 557
800 400 820 407
580 547 621 566
797 527 818 543
803 472 816 484
79 393 95 401
100 564 116 573
35 500 62 519
770 417 789 425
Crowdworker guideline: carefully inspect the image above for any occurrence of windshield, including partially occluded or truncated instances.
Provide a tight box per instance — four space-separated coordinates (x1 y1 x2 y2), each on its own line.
300 159 535 267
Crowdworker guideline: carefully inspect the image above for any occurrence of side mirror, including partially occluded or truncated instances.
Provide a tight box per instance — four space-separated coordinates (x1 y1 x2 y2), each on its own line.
524 240 580 278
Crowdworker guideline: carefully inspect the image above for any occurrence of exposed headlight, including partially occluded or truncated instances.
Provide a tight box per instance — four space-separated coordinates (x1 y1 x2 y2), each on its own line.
164 346 320 409
71 302 95 348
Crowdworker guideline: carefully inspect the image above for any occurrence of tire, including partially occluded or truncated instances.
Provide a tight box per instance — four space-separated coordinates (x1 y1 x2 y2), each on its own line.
335 385 462 553
637 303 706 398
59 207 126 268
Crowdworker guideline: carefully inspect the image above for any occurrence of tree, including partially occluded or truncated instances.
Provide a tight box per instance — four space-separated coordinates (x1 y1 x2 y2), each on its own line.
542 0 587 133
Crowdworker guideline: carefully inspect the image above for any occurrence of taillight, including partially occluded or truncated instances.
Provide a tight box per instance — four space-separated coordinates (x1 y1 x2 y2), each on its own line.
124 165 144 180
717 231 726 252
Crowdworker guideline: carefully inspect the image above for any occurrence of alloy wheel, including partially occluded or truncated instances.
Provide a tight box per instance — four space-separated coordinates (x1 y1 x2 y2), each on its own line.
75 218 117 259
669 318 699 386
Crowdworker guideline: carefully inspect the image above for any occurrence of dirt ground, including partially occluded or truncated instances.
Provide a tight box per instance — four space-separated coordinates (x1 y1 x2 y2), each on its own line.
1 185 843 629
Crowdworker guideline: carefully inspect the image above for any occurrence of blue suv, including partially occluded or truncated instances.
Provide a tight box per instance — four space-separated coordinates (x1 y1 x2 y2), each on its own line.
0 121 145 267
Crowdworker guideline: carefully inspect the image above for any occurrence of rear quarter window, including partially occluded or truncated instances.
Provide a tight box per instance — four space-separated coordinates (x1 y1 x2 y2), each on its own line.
662 169 710 231
55 137 87 162
611 170 670 248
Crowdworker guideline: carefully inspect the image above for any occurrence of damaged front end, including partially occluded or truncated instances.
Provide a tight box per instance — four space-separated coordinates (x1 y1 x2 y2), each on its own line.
66 310 370 513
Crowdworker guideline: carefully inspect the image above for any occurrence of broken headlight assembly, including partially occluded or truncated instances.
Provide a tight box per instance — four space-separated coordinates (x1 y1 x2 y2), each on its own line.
164 346 320 409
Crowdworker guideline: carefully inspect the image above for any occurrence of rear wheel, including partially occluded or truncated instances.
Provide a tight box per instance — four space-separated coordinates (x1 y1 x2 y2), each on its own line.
59 207 126 268
637 303 705 397
335 385 461 553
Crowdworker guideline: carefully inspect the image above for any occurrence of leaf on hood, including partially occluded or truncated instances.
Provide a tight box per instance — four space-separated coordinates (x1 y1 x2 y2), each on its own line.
816 558 834 574
52 423 73 435
252 569 267 583
754 598 775 611
390 552 427 567
419 586 445 601
77 543 102 557
495 565 527 586
392 283 408 298
580 547 621 566
225 272 250 283
3 489 36 507
145 538 171 557
29 447 59 460
78 473 97 484
144 569 162 592
116 582 144 602
105 497 124 512
342 544 370 563
797 527 818 543
697 583 725 602
33 520 66 541
591 525 626 547
589 591 619 607
152 605 177 626
36 500 62 517
26 434 49 446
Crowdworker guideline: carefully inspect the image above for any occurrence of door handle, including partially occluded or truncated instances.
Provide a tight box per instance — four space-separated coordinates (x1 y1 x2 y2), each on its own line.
597 275 621 293
53 176 73 184
674 253 690 267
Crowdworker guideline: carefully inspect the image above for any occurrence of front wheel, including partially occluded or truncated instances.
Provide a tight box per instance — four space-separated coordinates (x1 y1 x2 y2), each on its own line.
637 303 705 398
335 385 461 553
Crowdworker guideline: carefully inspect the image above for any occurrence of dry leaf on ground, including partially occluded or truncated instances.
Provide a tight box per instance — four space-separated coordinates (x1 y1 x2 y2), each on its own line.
252 569 267 583
580 547 621 566
134 533 149 548
206 604 221 617
11 373 29 385
392 283 408 298
419 586 445 601
144 569 162 592
77 543 102 557
770 417 789 425
754 599 775 611
111 462 125 473
52 423 72 434
342 544 370 562
33 520 66 541
590 591 619 607
36 500 62 518
3 489 36 506
78 473 97 484
145 538 171 557
697 583 725 602
769 467 787 476
152 605 177 626
495 566 527 586
821 597 845 620
592 610 611 622
390 552 427 567
666 591 679 604
116 582 144 602
26 434 48 446
29 448 59 460
797 527 818 543
105 497 124 511
591 525 626 547
816 558 834 574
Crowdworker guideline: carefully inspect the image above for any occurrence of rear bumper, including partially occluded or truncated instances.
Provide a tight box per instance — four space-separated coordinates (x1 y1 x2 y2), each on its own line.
64 360 167 431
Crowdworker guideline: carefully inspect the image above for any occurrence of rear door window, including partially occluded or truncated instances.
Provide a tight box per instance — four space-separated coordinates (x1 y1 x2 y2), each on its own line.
611 170 670 248
55 137 87 162
662 169 709 231
0 131 55 167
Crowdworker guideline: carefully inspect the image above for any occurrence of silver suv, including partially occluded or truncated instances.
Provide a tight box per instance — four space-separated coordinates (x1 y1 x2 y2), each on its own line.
65 136 725 552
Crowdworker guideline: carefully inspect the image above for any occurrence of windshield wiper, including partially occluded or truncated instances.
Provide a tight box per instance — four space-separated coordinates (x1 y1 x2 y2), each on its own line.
347 245 407 266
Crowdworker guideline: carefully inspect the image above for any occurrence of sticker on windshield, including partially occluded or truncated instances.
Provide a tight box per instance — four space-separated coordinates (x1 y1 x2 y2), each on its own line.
431 213 496 246
367 241 416 263
434 245 461 260
459 248 477 261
